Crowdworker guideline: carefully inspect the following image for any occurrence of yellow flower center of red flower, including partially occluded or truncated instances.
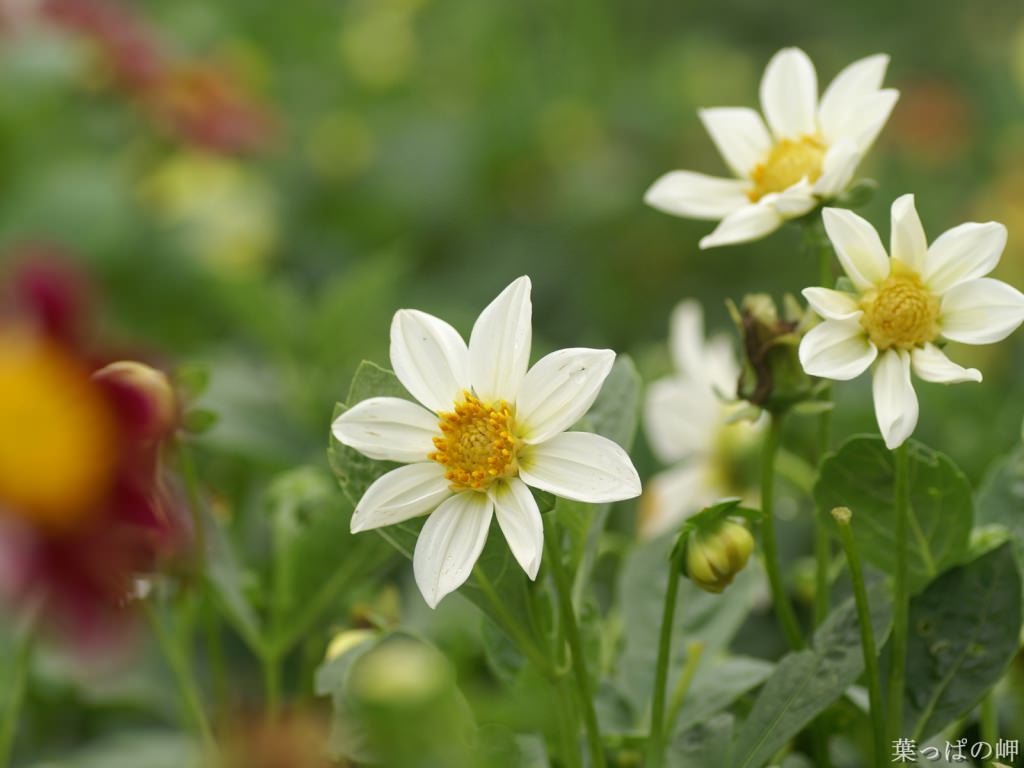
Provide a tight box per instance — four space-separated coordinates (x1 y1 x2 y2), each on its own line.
748 136 826 202
429 392 519 491
0 332 118 530
859 264 940 350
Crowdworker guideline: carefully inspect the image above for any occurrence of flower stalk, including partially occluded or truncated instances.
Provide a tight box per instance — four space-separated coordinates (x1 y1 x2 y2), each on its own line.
831 507 886 768
761 414 805 650
646 544 684 768
0 627 32 768
887 442 910 741
544 517 606 768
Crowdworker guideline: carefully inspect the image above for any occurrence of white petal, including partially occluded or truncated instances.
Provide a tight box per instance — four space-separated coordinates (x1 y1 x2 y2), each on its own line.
940 278 1024 344
761 179 818 217
669 300 704 378
644 170 750 220
520 432 641 504
704 336 741 399
910 344 982 384
812 139 861 198
846 89 899 151
351 463 452 534
699 203 783 249
489 478 543 579
413 491 493 609
390 309 468 413
922 222 1008 294
759 47 818 140
469 276 532 403
332 397 439 463
643 376 717 464
516 347 616 444
798 319 877 380
872 349 918 450
638 464 714 539
802 287 862 321
822 207 890 291
890 193 927 273
818 54 890 145
697 108 773 178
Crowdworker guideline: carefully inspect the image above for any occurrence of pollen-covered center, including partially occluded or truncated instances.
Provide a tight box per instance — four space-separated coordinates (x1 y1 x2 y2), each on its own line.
859 265 940 350
748 136 826 202
429 392 519 491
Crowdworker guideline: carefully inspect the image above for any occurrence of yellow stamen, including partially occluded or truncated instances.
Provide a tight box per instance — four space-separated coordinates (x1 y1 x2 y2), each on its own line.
748 136 825 202
429 392 519 491
860 263 940 350
0 332 118 530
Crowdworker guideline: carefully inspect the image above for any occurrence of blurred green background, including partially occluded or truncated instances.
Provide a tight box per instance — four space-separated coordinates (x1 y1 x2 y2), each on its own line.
4 0 1024 483
3 0 1024 764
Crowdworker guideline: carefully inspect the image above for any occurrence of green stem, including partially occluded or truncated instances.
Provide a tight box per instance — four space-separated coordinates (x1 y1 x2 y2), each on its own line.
887 442 910 741
646 546 683 768
761 414 805 650
832 507 886 768
665 641 705 734
980 692 998 750
177 441 207 562
0 629 32 768
544 518 606 768
263 651 281 720
143 601 216 754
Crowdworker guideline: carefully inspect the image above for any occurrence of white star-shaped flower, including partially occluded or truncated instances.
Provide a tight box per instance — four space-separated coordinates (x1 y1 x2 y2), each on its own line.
799 195 1024 449
332 276 641 607
645 47 899 249
641 301 760 538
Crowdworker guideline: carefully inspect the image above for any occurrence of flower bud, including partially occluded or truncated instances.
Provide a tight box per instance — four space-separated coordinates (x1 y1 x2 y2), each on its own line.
729 293 815 413
683 519 754 594
92 361 178 441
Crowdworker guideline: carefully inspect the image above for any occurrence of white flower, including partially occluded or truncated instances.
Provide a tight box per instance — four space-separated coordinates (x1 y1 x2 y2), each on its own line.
645 47 898 249
798 196 1024 449
641 301 760 538
332 276 641 607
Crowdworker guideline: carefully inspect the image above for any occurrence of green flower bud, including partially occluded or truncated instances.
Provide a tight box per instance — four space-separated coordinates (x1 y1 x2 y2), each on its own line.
683 519 754 594
729 293 816 413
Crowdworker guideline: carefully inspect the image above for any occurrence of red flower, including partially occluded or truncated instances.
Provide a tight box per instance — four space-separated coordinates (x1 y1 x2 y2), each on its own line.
0 253 191 647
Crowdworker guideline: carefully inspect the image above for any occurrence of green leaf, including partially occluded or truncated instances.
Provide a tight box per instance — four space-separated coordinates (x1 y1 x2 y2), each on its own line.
814 436 973 593
328 360 409 507
976 443 1024 545
902 543 1022 741
616 532 758 717
265 466 394 657
182 408 218 434
668 714 735 768
730 584 893 768
174 362 210 400
586 354 642 450
672 656 775 735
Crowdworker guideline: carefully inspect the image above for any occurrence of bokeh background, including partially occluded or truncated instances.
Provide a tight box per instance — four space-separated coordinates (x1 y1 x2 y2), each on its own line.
2 0 1024 765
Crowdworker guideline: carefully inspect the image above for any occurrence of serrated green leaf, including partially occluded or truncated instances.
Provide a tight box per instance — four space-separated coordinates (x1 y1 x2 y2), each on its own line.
902 543 1022 741
814 436 973 593
730 584 893 768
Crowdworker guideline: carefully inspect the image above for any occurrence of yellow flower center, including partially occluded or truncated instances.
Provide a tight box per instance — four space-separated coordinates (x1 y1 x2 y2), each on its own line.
0 332 118 530
429 392 519 491
859 264 940 350
748 136 826 202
